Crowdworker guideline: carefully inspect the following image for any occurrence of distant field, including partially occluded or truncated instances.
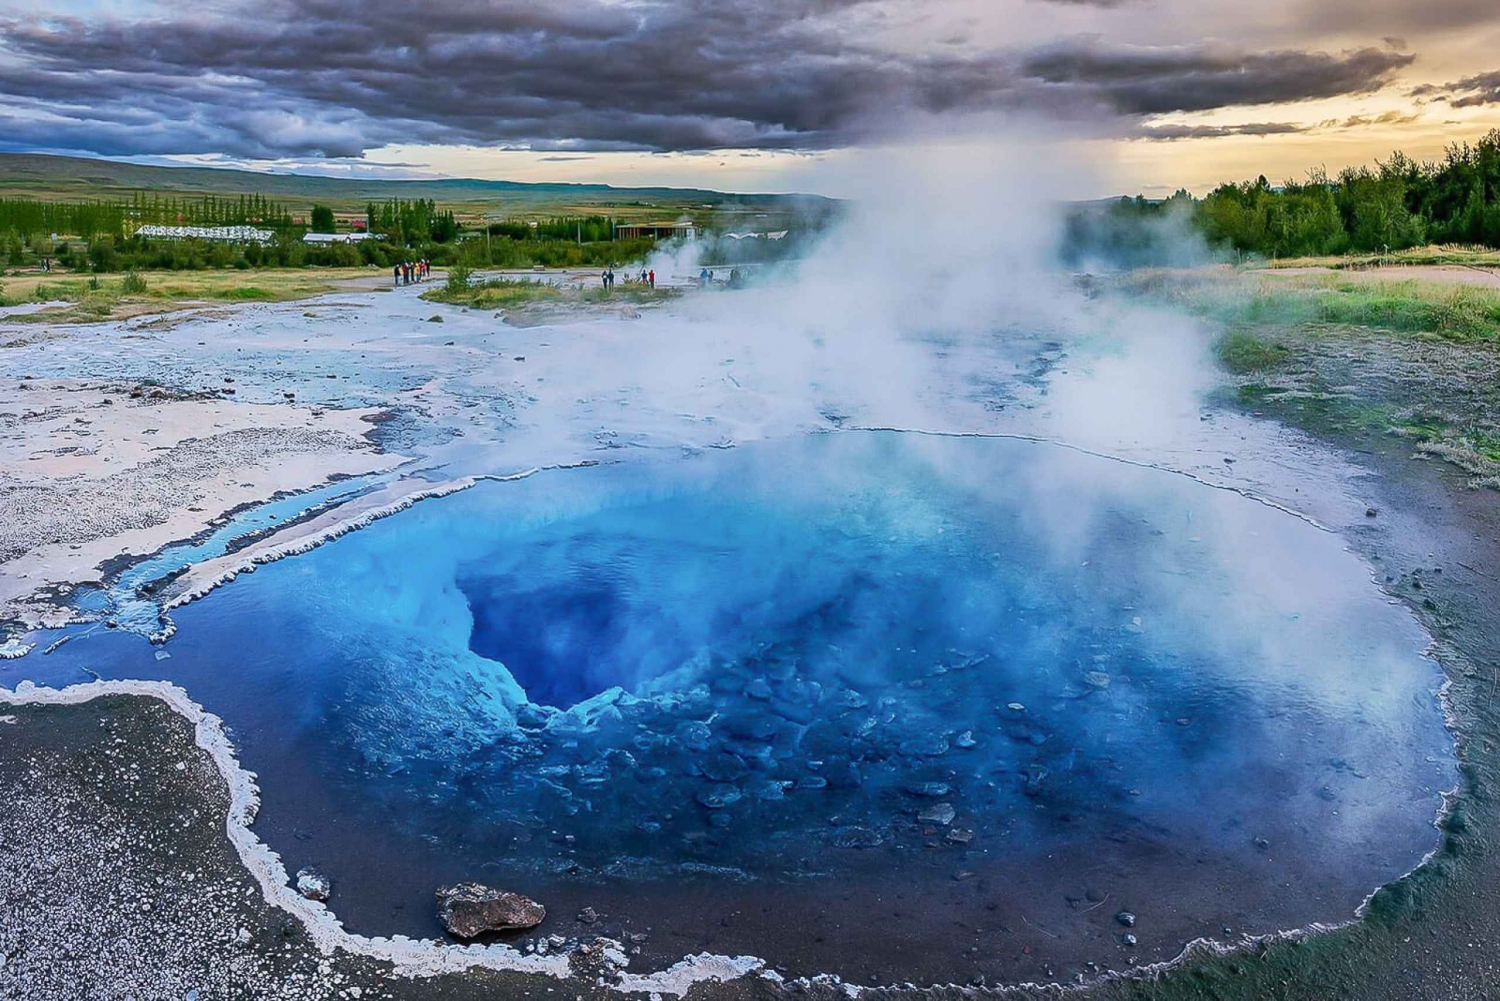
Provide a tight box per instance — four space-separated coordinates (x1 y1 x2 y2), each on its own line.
0 152 832 227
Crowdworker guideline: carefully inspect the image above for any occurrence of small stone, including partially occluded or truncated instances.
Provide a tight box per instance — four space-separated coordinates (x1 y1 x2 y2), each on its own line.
1083 671 1110 689
427 314 444 323
831 826 884 849
1366 507 1379 518
1007 702 1026 712
945 827 974 845
1085 887 1106 903
696 784 743 809
1116 910 1136 928
577 906 598 925
295 867 331 902
905 781 951 798
955 730 977 749
918 802 956 826
1122 933 1137 947
436 883 546 937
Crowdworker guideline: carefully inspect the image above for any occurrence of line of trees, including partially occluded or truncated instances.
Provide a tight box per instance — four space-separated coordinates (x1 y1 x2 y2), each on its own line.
365 199 458 245
1064 128 1500 265
484 215 616 242
0 192 298 245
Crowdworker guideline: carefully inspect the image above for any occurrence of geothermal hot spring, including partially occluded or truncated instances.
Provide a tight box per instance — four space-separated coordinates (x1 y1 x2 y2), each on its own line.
20 427 1453 983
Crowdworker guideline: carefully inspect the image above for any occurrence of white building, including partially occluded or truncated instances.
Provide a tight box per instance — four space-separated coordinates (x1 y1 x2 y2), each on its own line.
134 224 275 244
302 232 379 245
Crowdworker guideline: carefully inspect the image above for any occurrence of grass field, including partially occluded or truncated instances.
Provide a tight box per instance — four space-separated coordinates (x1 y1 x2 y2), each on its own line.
0 152 831 230
1255 243 1500 271
0 267 375 322
1121 266 1500 491
1133 268 1500 343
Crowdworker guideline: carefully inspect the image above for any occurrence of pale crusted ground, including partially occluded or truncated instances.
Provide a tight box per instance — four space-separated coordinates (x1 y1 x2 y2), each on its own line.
0 378 403 628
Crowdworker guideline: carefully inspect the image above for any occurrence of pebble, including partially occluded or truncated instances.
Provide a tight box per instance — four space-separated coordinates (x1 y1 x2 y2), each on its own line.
1116 910 1136 927
918 802 957 826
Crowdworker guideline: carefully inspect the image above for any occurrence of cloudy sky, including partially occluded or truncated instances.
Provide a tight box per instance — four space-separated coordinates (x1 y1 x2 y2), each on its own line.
1 0 1497 196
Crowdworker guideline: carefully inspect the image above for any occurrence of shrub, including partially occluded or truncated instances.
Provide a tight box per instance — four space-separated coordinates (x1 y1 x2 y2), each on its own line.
121 270 149 294
446 264 472 293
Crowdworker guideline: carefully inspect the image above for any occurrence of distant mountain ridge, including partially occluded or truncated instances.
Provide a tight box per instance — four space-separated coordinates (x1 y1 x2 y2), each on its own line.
0 153 829 210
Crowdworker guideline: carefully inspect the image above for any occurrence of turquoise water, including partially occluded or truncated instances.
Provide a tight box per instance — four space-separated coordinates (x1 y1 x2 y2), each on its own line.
20 432 1452 893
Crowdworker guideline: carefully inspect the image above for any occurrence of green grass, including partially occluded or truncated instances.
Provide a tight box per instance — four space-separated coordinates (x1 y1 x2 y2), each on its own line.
1143 272 1500 343
422 278 564 309
0 267 366 322
1260 243 1500 270
421 277 680 311
1216 330 1290 373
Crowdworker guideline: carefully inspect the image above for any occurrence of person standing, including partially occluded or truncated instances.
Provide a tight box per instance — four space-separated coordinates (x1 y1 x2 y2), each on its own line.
393 263 401 287
648 269 655 289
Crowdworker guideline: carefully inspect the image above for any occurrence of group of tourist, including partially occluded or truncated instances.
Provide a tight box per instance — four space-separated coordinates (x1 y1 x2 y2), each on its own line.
600 267 655 290
394 259 430 286
697 267 744 288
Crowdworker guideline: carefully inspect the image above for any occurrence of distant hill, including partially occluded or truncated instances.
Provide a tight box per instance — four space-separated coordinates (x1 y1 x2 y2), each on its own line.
0 153 832 219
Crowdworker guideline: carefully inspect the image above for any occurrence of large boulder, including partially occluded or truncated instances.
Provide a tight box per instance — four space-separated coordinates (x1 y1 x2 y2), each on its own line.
436 883 546 938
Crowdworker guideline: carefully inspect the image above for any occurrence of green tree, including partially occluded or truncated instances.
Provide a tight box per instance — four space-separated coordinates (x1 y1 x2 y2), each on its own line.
310 205 336 233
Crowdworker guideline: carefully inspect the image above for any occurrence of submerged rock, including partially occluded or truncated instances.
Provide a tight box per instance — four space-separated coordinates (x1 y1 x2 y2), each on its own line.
905 781 952 798
831 826 885 849
436 883 546 937
294 867 330 902
918 802 957 826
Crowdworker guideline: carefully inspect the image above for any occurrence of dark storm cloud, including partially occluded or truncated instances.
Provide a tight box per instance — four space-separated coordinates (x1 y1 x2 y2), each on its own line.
1133 122 1309 141
0 1 1423 158
1132 109 1423 143
1412 71 1500 107
1296 0 1500 34
1019 42 1415 115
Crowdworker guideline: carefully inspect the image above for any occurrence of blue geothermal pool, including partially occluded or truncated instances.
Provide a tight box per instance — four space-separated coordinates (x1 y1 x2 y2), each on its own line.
13 431 1454 980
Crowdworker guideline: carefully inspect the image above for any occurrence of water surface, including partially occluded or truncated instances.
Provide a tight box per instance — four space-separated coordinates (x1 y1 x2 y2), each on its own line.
12 431 1453 982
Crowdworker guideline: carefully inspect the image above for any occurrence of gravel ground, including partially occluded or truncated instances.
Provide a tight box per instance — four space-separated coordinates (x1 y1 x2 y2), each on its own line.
0 695 796 1001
